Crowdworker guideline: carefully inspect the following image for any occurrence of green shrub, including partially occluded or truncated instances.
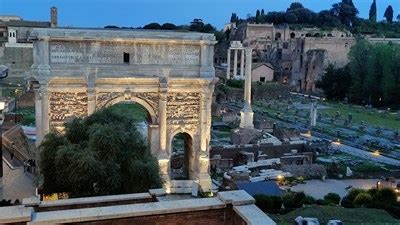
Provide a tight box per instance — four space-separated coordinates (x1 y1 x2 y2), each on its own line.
316 199 329 205
375 188 397 206
324 193 341 205
283 192 308 209
254 195 273 212
354 193 373 207
341 196 354 208
270 196 283 210
226 79 244 89
347 189 366 201
254 195 283 213
293 192 306 206
301 195 316 205
283 193 297 209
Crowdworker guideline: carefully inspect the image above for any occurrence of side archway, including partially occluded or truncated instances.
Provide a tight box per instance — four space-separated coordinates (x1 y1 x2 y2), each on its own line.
169 132 194 180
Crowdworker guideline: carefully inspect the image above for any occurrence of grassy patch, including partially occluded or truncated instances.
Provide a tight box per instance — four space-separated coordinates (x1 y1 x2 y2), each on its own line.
269 205 399 225
18 106 35 126
320 103 400 130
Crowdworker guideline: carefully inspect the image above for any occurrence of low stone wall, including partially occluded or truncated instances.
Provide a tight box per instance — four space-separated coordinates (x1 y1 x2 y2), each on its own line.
24 193 154 212
2 191 275 225
210 144 315 167
211 143 307 159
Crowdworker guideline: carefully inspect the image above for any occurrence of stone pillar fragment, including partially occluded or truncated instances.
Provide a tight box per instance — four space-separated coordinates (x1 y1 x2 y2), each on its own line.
310 102 317 127
240 48 254 129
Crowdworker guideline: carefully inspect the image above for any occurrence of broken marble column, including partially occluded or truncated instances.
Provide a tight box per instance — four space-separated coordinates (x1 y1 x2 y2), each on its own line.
240 48 254 129
310 101 317 127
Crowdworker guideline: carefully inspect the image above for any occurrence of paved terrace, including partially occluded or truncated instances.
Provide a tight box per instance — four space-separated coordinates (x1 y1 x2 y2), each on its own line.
0 190 275 225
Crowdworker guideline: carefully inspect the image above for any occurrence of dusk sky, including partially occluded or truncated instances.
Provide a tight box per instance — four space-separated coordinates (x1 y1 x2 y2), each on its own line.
0 0 399 29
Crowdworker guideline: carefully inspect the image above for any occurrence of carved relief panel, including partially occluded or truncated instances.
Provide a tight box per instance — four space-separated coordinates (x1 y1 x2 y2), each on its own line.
167 92 200 127
49 92 88 130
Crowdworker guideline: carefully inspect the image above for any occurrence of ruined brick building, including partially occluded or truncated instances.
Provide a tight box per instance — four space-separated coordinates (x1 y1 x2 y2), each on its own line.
216 22 400 92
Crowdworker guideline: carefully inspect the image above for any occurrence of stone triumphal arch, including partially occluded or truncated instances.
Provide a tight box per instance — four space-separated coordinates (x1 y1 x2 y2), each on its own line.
30 28 217 191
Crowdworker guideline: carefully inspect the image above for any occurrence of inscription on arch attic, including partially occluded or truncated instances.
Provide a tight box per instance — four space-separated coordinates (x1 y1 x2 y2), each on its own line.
50 41 201 65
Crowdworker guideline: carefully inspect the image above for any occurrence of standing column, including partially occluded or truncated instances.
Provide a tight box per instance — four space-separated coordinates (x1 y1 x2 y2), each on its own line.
233 49 238 78
244 48 252 106
226 49 231 80
199 91 208 153
159 91 167 155
240 48 254 129
240 49 245 79
158 87 169 180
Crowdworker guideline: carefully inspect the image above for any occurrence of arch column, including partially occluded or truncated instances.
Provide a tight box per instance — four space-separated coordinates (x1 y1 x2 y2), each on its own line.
87 88 96 116
33 85 42 146
158 85 169 179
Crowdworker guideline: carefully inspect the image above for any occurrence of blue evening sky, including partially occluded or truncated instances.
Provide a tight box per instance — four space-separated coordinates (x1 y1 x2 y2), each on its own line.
0 0 399 29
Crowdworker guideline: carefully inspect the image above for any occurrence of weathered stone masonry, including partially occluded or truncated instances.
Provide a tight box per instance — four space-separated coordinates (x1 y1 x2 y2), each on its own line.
30 28 217 191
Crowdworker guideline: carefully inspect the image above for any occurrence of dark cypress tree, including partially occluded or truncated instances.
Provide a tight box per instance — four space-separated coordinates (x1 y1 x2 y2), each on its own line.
261 9 265 16
384 5 394 23
369 0 377 22
230 13 235 23
256 10 261 23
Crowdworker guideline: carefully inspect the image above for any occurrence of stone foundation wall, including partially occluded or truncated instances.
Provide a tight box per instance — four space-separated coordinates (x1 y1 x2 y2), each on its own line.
73 209 227 225
2 191 275 225
210 143 313 164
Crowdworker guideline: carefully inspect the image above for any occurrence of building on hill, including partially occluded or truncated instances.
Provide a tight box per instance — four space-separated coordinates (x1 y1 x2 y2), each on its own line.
216 23 355 92
0 8 56 84
252 63 274 83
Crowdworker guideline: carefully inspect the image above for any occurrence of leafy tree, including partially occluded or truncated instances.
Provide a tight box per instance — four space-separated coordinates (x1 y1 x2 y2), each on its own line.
324 193 341 205
331 0 359 26
384 5 394 23
161 23 177 30
264 11 286 24
143 23 162 30
316 10 341 27
261 9 265 16
285 12 298 24
39 108 162 197
189 19 216 33
316 64 352 100
348 39 373 103
288 2 304 11
369 0 377 23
